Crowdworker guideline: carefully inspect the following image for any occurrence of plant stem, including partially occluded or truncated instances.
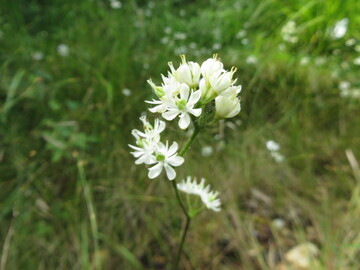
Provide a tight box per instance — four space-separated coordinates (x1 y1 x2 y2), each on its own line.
171 181 189 218
172 123 201 269
178 123 200 156
175 216 191 268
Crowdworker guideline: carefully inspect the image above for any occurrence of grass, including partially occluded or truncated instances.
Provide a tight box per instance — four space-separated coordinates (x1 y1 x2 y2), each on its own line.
1 0 360 269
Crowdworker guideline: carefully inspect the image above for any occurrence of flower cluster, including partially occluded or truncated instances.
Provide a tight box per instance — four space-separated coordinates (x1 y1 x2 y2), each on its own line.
146 54 242 129
177 177 221 212
129 55 241 214
129 116 184 180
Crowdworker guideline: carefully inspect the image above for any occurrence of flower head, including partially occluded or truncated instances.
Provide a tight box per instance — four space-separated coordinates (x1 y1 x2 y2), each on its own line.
169 55 201 88
148 141 184 180
177 177 221 212
200 55 224 81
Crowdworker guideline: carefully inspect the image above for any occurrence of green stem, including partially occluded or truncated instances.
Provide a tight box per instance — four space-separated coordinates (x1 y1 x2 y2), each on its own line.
172 123 201 269
171 181 189 218
175 216 191 268
178 123 200 156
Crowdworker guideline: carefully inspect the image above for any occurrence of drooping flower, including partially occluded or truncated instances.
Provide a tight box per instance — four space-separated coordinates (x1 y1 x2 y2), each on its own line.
215 95 241 119
177 177 221 212
148 141 184 180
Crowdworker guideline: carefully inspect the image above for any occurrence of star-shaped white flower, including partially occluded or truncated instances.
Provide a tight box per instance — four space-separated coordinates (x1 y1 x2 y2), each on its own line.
161 85 202 129
148 141 184 180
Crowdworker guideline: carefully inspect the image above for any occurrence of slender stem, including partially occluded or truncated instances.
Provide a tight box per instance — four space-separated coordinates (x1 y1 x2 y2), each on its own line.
171 181 189 218
178 123 200 156
175 216 191 268
172 123 201 269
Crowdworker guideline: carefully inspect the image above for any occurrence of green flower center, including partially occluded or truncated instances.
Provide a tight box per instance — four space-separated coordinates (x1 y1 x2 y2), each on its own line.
156 154 165 161
176 99 187 110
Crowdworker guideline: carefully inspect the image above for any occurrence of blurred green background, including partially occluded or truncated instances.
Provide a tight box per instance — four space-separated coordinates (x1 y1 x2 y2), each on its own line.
0 0 359 269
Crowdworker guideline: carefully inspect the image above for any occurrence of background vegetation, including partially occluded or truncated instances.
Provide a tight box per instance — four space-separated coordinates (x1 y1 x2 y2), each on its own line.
1 0 359 269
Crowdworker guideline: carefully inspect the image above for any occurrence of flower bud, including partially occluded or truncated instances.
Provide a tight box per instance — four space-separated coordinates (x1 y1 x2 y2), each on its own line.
215 95 241 119
170 55 201 87
200 55 224 80
147 79 164 97
209 67 237 94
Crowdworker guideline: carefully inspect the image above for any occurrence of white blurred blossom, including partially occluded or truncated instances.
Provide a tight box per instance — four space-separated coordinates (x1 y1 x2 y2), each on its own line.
281 21 298 43
331 18 348 39
57 44 69 57
300 56 310 66
246 55 258 64
110 0 122 9
345 38 356 46
353 57 360 65
201 146 213 157
32 51 44 61
122 88 132 96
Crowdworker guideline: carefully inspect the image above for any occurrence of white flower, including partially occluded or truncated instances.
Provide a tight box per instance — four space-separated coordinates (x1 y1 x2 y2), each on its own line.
353 57 360 65
162 86 202 129
201 146 213 157
57 44 69 57
148 141 184 180
177 177 221 212
246 55 258 64
122 88 132 96
281 21 298 43
236 30 247 39
209 67 237 94
271 151 285 163
339 81 351 91
266 140 280 152
128 117 165 164
169 55 201 88
200 55 224 81
345 38 356 46
300 56 310 66
331 18 348 39
32 51 44 61
215 95 241 119
129 137 156 165
110 0 122 9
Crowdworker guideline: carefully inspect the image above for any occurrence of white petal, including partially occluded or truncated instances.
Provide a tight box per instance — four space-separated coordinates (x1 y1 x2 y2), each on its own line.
189 108 202 117
178 113 191 129
157 120 166 133
180 84 190 101
167 142 179 156
188 90 201 105
164 164 176 180
167 156 184 167
162 110 179 120
148 163 163 179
